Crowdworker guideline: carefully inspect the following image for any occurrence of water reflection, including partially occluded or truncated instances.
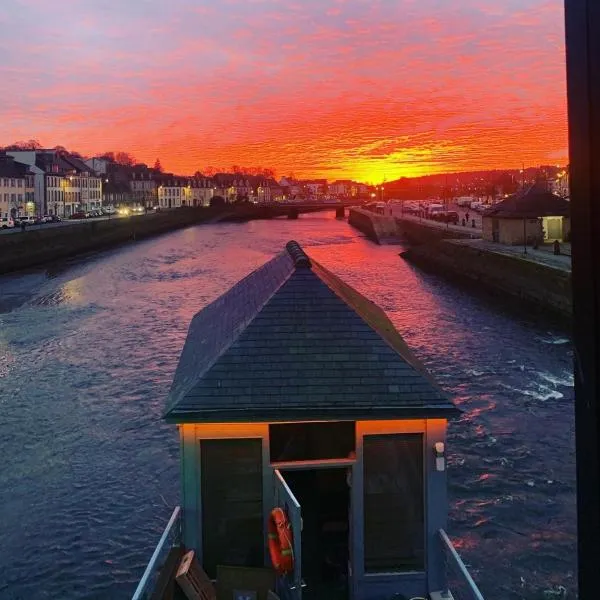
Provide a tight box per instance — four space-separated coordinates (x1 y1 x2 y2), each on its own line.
0 214 575 599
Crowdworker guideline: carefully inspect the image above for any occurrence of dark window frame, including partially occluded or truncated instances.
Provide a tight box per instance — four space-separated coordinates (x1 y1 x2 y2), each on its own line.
362 433 425 574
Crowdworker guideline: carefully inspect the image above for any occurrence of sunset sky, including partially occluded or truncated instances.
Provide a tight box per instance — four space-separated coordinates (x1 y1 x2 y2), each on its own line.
1 0 567 183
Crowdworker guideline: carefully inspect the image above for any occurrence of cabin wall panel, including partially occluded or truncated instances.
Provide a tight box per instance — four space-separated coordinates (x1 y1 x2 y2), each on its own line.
184 423 270 570
425 419 448 593
180 425 201 555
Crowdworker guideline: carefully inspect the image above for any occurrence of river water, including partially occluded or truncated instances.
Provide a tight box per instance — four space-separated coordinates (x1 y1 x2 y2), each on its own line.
0 214 575 600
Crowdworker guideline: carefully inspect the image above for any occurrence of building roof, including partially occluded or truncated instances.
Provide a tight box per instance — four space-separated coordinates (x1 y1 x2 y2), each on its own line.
485 183 570 219
0 156 29 178
164 241 457 423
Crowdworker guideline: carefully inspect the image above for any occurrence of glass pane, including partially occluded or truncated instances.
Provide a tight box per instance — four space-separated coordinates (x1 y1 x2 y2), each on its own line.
269 421 355 462
363 433 424 572
201 438 263 578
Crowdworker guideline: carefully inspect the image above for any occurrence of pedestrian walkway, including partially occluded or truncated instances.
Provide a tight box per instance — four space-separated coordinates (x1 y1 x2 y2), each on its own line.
396 213 482 237
451 238 571 272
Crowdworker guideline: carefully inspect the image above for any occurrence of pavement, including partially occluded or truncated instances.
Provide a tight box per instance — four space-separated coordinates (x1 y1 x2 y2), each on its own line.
0 214 124 235
397 212 483 236
452 238 572 272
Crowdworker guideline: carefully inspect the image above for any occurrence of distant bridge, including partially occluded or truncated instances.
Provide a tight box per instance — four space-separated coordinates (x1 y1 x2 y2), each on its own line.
218 200 365 222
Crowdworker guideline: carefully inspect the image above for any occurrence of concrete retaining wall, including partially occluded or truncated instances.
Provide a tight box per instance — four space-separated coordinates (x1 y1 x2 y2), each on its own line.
402 239 572 319
348 208 399 243
348 208 482 245
0 207 223 274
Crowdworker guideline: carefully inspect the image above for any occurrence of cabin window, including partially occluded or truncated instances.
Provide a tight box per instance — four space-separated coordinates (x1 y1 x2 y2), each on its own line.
269 421 355 462
363 433 424 572
200 438 263 578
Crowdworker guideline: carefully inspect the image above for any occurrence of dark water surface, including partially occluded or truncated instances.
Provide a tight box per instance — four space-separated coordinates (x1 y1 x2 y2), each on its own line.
0 214 575 599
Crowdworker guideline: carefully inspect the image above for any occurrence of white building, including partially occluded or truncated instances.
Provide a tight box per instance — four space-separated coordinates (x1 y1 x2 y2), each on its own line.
9 150 102 217
157 176 184 209
190 178 214 207
0 155 35 218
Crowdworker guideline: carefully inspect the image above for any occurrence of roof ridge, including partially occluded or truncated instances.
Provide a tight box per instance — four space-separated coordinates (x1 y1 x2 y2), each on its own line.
285 240 311 268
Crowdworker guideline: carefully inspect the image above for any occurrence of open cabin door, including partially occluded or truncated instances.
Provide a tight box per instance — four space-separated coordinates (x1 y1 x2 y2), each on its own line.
272 469 303 600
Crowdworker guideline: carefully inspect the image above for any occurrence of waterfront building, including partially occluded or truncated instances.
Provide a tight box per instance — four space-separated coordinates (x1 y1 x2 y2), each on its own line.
0 155 35 218
129 165 159 207
212 174 253 202
482 183 571 245
9 150 101 217
157 174 186 208
190 176 214 207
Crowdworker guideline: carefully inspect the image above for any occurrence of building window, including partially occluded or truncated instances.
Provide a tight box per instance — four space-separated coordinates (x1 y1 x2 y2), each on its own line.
17 180 23 188
18 194 23 203
200 438 263 579
363 433 424 572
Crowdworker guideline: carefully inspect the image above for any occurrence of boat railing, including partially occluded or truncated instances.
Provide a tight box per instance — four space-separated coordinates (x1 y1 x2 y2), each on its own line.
131 505 182 600
439 529 485 600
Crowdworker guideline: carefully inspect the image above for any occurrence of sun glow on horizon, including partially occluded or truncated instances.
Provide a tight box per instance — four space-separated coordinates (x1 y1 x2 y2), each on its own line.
0 0 567 180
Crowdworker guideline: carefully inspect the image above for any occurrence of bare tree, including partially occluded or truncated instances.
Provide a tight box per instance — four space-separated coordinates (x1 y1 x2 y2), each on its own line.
115 151 136 166
154 158 163 172
2 139 42 151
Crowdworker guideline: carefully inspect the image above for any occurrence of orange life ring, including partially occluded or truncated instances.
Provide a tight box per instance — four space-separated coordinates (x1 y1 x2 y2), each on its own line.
268 507 294 574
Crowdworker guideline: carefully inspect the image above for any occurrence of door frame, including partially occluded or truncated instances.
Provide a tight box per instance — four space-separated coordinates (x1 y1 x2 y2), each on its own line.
273 460 356 600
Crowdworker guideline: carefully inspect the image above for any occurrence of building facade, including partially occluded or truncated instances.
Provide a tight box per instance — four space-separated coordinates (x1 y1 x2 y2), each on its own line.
0 155 35 218
9 150 101 217
157 175 186 208
190 177 214 207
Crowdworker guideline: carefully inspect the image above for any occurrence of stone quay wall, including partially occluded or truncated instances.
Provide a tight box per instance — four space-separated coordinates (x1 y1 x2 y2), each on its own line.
401 239 572 320
0 207 223 274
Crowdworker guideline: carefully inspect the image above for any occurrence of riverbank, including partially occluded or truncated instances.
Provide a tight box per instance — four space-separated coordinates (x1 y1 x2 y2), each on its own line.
0 207 227 274
348 207 480 244
401 238 572 320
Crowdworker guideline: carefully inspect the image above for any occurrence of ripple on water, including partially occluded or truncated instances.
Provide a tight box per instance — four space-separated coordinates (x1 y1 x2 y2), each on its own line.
0 216 576 599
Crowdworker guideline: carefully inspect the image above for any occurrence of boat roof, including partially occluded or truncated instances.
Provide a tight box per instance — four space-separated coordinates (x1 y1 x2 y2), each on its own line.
164 241 458 423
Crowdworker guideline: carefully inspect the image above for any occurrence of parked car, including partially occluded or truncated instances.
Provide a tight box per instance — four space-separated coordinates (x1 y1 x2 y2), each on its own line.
1 217 15 229
17 216 36 226
49 215 62 222
437 210 460 224
70 211 87 219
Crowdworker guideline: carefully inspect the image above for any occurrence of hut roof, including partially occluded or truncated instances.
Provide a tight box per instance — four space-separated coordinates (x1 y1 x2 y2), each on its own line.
485 183 570 219
164 241 457 423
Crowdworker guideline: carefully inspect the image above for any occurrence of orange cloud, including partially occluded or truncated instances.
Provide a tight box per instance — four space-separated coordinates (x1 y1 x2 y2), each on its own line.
0 0 567 181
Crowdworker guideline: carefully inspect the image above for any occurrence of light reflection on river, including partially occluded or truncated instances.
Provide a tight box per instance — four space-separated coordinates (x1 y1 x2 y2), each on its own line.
0 214 575 599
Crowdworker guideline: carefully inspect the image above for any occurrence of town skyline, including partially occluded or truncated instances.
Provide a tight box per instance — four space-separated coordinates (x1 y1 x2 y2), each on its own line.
1 0 567 183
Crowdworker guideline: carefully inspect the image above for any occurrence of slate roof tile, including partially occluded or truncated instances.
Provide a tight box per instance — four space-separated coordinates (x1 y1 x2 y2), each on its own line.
165 241 457 422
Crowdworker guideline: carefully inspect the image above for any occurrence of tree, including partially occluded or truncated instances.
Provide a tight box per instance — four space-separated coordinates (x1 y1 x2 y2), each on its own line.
203 166 217 176
2 139 42 151
154 158 163 172
99 152 116 162
193 170 203 178
115 151 136 166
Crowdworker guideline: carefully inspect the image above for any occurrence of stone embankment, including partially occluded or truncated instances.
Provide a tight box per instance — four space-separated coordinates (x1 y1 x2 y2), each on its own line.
348 207 571 319
401 239 572 319
0 207 225 274
348 208 399 243
348 207 479 245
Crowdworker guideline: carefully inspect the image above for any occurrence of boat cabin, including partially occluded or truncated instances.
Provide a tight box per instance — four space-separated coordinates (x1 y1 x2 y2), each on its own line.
136 241 482 600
